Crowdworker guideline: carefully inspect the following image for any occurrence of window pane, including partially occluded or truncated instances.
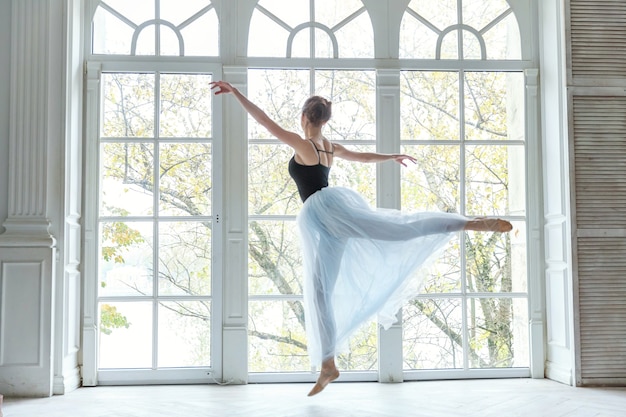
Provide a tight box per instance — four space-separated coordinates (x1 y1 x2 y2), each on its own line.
104 0 154 24
333 10 374 58
159 143 212 216
440 29 459 59
483 13 521 60
159 221 212 296
257 0 309 28
316 70 376 141
403 298 463 370
100 142 154 217
102 73 155 138
249 300 309 372
249 144 301 216
247 12 291 57
248 69 310 139
248 301 378 372
466 228 514 293
399 12 439 59
159 25 181 56
160 73 213 137
337 321 377 371
160 0 211 26
464 72 525 142
135 24 156 55
467 297 529 368
315 0 373 58
462 29 483 60
314 27 334 58
99 301 152 368
291 29 311 58
407 0 457 31
462 0 521 60
462 0 509 30
420 236 461 294
180 10 219 56
331 144 376 206
401 144 460 213
401 71 460 141
99 221 153 297
465 144 524 217
92 7 134 55
92 0 155 55
158 300 211 367
248 220 302 297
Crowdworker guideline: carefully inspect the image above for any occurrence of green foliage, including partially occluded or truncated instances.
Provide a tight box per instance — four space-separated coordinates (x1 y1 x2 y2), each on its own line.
100 304 131 335
101 220 145 264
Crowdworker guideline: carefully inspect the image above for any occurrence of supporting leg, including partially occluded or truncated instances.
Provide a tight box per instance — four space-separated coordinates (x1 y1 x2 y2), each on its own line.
308 357 340 397
308 236 345 396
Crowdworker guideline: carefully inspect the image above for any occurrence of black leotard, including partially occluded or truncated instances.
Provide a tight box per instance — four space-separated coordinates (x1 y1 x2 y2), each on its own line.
288 140 334 202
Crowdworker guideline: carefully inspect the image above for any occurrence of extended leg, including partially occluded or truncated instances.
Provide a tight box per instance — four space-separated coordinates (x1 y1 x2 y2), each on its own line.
338 212 510 241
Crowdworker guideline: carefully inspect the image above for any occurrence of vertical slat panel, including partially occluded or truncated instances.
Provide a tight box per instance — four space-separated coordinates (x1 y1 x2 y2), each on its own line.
572 94 626 385
569 0 626 386
570 1 626 78
576 237 626 383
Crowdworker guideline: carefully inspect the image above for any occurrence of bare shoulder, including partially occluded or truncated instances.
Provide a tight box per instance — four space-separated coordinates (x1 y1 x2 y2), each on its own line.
331 142 350 157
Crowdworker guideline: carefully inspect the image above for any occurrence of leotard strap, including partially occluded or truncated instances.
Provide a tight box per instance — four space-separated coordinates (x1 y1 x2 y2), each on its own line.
308 139 334 164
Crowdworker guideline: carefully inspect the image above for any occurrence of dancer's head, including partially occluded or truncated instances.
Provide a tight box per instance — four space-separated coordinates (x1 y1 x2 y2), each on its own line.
302 96 332 128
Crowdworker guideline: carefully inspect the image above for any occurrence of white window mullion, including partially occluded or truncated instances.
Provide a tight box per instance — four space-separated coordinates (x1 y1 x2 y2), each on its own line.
458 69 470 371
152 72 161 370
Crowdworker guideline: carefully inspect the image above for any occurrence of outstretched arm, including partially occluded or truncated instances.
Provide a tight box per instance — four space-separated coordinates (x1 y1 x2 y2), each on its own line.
210 81 304 149
333 142 416 167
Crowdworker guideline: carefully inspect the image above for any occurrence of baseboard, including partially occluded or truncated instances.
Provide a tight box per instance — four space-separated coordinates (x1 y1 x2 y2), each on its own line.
53 366 82 395
545 360 573 386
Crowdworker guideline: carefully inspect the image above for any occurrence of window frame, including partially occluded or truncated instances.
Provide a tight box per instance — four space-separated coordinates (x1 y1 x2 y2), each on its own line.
82 0 543 386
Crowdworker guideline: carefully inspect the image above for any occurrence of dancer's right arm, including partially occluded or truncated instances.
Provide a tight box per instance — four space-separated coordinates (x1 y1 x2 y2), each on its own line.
211 81 307 152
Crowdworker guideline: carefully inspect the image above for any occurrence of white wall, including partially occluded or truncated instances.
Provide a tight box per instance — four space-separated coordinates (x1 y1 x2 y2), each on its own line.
0 0 10 234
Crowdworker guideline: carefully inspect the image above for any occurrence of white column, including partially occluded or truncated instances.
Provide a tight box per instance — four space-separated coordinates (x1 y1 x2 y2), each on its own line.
221 66 249 384
0 0 59 397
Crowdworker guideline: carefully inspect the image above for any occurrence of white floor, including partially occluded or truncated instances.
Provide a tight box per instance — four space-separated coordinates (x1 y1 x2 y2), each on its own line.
3 379 626 417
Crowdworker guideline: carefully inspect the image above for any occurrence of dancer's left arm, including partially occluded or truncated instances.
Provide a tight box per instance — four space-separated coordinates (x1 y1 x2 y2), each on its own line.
333 143 416 167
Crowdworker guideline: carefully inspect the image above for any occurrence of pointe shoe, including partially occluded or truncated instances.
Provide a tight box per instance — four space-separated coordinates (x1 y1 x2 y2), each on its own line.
467 218 513 233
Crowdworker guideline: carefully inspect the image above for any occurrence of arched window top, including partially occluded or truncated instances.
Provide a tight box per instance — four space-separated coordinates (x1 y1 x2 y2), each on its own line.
248 0 374 58
400 0 521 60
91 0 219 56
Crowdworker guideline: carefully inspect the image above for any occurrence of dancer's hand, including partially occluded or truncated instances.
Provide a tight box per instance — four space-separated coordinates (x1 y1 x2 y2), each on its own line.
391 154 416 167
210 81 235 95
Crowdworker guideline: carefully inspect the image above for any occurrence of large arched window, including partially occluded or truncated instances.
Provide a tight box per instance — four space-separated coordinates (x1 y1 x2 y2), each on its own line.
83 0 223 386
245 0 533 382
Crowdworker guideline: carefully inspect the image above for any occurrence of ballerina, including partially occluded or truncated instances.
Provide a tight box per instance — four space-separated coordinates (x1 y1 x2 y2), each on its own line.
211 80 512 396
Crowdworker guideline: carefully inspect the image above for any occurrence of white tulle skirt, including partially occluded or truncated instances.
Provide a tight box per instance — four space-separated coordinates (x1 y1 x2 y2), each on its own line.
297 186 468 366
